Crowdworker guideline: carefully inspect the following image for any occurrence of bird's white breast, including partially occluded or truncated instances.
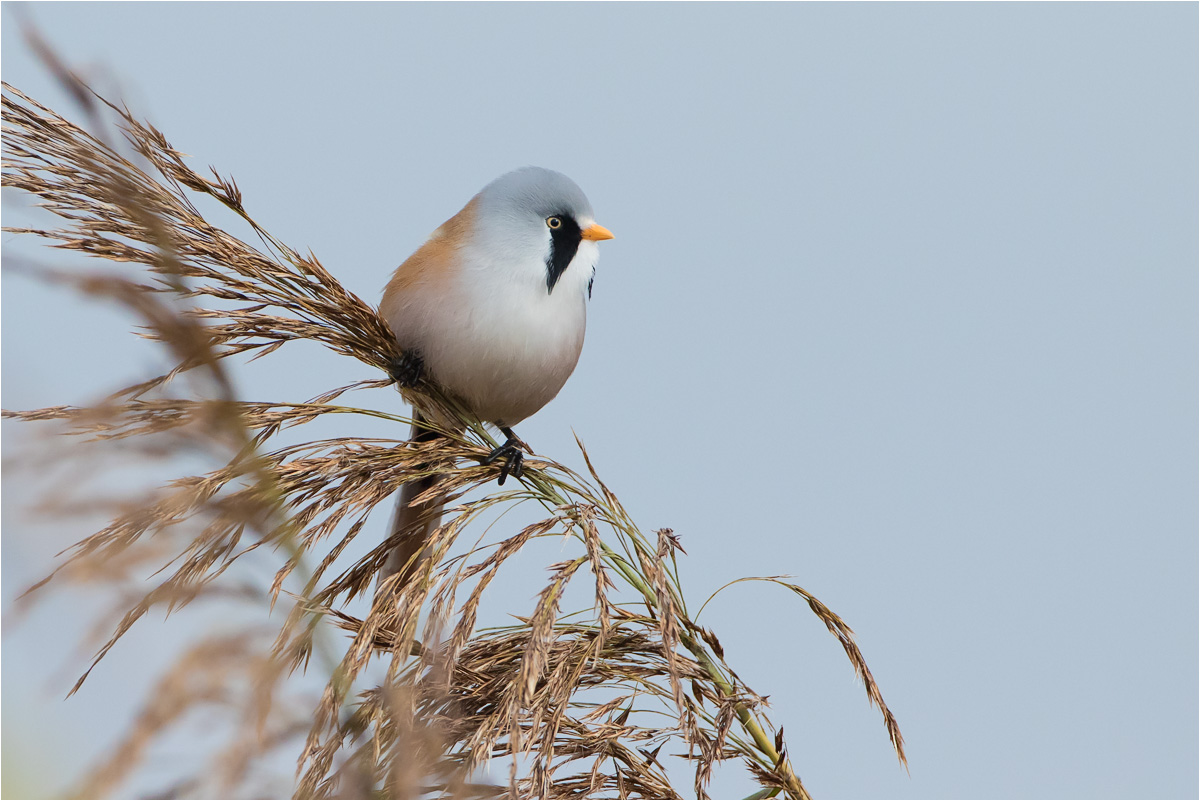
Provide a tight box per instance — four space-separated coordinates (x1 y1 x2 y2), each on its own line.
386 236 596 428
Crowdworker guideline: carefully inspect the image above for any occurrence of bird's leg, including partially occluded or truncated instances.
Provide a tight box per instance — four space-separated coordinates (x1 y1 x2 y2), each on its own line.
387 349 425 388
482 426 527 485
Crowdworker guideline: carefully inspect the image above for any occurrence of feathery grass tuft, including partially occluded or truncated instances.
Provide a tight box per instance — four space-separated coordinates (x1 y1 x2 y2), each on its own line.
3 67 905 798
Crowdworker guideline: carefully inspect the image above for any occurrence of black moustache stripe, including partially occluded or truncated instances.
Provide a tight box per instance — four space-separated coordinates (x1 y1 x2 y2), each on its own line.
545 215 582 294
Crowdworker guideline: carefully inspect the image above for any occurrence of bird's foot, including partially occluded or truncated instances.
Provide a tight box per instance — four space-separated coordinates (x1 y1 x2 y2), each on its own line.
387 350 425 387
482 431 527 485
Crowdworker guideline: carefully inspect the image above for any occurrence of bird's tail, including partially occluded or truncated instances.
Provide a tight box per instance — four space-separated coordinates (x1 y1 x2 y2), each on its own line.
377 411 446 594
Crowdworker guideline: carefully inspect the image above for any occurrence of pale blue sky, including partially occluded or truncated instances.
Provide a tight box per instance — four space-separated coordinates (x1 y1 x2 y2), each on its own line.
3 3 1197 798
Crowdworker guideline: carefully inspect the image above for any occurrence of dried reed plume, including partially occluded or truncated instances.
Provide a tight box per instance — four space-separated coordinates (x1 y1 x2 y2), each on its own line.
2 68 905 799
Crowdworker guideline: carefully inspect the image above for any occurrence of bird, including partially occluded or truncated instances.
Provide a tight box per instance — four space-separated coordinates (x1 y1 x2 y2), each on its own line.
376 166 613 591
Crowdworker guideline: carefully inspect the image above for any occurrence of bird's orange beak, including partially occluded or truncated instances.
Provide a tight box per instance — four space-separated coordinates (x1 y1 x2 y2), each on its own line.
581 223 614 241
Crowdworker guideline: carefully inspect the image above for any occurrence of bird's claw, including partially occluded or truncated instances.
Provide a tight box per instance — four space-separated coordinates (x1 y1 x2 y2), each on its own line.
387 350 425 388
483 437 525 485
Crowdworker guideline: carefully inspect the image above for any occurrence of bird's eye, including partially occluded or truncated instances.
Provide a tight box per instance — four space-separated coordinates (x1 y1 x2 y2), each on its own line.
546 216 563 229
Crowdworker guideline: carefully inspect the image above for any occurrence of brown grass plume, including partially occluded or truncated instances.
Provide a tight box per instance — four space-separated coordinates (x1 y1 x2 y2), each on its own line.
2 57 905 799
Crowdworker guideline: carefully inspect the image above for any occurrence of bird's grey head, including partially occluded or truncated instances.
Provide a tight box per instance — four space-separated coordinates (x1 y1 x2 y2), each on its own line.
473 166 602 294
479 166 595 223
